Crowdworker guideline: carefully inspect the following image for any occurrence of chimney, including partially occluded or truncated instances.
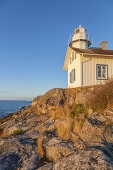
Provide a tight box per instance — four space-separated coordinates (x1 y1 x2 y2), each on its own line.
99 41 108 50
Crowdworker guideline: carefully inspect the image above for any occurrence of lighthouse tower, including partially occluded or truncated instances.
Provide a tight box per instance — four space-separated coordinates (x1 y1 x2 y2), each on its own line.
71 25 91 49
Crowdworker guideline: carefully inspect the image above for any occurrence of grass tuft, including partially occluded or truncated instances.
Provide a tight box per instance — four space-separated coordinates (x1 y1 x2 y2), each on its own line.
86 79 113 111
37 133 45 158
56 118 73 140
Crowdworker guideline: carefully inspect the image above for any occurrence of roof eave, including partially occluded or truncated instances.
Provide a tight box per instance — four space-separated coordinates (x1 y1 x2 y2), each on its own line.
63 48 113 71
81 53 113 57
63 46 72 70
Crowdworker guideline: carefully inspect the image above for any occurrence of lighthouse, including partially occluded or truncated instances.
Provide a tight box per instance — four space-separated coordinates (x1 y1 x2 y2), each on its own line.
63 25 113 88
70 25 91 49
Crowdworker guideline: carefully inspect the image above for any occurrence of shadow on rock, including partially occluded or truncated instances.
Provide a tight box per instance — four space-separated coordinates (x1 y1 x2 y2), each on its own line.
88 118 105 127
90 136 113 165
19 137 37 145
0 152 20 170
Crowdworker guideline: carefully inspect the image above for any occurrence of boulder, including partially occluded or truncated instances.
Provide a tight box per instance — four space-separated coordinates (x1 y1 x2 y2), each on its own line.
53 148 113 170
45 138 71 161
81 112 106 145
32 87 89 114
33 88 66 113
20 153 41 170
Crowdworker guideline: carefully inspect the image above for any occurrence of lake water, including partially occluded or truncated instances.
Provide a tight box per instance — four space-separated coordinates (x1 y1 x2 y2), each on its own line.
0 100 32 119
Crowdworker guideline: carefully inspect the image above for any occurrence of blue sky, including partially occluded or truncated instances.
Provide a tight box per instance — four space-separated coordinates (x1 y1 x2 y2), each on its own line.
0 0 113 100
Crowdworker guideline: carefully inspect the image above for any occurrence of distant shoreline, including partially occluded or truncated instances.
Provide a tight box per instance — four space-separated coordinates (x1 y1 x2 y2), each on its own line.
0 100 32 119
0 100 32 101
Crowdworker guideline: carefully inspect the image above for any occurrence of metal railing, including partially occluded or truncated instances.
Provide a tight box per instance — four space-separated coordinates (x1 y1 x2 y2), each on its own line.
68 33 93 47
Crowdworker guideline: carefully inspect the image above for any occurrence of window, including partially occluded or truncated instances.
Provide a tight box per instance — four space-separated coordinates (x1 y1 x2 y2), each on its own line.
70 69 75 83
75 53 76 59
96 64 108 80
72 51 74 62
70 57 71 64
71 52 76 63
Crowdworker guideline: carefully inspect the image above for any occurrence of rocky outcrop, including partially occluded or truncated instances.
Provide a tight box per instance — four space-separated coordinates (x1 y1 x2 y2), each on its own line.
0 152 20 170
32 88 66 113
44 137 72 161
81 112 106 144
0 87 113 169
32 87 89 114
0 106 42 170
52 148 113 170
81 112 113 145
38 147 113 170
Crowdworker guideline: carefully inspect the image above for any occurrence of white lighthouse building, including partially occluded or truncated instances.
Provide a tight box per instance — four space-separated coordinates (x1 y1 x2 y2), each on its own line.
71 25 91 49
63 25 113 88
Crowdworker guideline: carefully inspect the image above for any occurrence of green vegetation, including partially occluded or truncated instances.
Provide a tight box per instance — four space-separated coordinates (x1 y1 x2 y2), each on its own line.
28 126 31 130
70 104 87 118
13 129 24 135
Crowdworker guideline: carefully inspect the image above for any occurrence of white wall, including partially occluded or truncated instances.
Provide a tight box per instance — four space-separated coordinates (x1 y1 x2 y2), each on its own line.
68 53 81 88
81 55 113 86
72 41 88 49
72 33 87 42
72 28 89 49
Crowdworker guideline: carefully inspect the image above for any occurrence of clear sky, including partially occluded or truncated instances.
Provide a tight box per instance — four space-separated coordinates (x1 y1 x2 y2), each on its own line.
0 0 113 100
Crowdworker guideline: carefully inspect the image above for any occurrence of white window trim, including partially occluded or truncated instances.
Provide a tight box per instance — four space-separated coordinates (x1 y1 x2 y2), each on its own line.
70 69 75 83
96 64 108 80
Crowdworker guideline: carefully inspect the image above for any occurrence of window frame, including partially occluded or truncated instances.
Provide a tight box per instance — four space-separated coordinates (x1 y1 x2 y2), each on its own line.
72 51 74 62
70 69 75 83
75 53 76 59
70 57 71 64
96 64 108 80
71 52 76 64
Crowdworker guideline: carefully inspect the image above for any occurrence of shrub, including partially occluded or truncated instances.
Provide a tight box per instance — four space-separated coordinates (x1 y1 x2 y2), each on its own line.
73 120 85 138
56 118 73 140
28 126 31 130
70 104 87 118
0 128 4 138
70 104 88 137
86 79 113 111
13 129 24 135
50 106 64 120
37 133 45 158
50 102 71 120
52 104 88 140
104 124 113 136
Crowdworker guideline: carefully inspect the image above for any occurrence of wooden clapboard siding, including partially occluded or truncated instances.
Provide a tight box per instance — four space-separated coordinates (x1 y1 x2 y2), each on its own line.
82 55 113 86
